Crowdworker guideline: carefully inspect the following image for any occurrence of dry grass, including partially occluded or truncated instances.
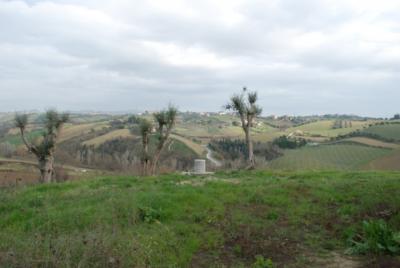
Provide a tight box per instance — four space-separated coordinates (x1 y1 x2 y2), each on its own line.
60 122 109 142
82 129 134 147
288 120 372 137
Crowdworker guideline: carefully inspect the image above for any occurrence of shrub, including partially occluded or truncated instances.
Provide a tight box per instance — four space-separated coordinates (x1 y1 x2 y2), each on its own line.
272 136 306 149
346 220 400 255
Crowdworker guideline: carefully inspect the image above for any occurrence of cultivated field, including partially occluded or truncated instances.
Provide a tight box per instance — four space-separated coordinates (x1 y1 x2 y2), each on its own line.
364 149 400 171
83 129 134 147
362 124 400 141
60 122 110 142
268 144 392 170
343 137 400 149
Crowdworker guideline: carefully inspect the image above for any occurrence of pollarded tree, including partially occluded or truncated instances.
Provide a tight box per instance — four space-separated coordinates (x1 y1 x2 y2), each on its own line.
15 110 69 183
139 118 153 175
151 105 178 175
137 105 178 176
226 87 262 168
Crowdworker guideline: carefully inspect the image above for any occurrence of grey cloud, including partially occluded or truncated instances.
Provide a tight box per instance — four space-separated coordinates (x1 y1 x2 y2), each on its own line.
0 0 399 117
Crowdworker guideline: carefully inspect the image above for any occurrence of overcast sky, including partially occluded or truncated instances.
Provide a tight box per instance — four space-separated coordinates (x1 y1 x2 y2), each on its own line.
0 0 399 116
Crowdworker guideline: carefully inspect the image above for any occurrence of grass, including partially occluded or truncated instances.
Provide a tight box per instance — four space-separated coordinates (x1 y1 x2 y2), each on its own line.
170 134 206 156
342 137 400 149
2 129 43 146
269 144 392 170
0 171 399 267
362 124 400 141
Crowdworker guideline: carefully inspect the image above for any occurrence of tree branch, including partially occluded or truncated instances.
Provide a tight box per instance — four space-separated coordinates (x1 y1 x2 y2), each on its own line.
19 128 38 155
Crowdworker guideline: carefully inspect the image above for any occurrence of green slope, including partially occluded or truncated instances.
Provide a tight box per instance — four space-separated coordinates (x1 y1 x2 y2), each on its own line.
362 124 400 141
269 144 392 170
1 171 399 267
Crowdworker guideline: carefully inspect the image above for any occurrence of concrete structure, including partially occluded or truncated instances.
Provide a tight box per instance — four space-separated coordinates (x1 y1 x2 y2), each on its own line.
194 159 206 174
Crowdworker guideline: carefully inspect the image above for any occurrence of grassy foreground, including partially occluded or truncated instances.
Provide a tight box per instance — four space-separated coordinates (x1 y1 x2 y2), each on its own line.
1 171 400 267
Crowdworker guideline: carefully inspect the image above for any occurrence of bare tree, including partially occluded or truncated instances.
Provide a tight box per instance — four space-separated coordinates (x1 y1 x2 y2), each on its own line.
139 118 153 175
15 110 69 183
151 105 178 175
226 87 262 168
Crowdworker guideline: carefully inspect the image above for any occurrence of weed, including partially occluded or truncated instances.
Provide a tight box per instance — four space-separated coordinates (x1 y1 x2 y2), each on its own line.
346 219 400 255
137 206 162 223
252 255 275 268
266 211 279 220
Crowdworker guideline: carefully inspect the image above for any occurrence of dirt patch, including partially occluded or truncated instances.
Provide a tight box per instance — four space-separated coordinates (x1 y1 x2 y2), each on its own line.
220 224 300 267
363 256 400 268
191 204 300 267
312 252 361 268
0 170 39 187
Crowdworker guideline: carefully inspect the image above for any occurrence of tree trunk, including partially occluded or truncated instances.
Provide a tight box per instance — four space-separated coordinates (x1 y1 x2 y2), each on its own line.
142 157 150 176
38 156 54 183
245 128 255 169
141 134 150 176
151 128 172 175
151 151 162 175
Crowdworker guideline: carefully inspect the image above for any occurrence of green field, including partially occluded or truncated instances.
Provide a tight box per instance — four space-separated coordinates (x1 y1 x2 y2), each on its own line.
1 129 43 146
342 137 400 149
362 124 400 141
1 171 399 267
288 120 370 137
269 144 392 170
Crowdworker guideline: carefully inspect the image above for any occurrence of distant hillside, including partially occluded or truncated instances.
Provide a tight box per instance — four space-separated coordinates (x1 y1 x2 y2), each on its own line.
0 112 397 173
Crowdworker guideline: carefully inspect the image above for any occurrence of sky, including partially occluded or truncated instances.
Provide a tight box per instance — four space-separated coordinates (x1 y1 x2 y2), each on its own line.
0 0 399 117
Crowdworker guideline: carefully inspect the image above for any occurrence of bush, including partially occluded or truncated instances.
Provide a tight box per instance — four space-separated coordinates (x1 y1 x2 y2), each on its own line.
272 136 306 149
347 220 400 255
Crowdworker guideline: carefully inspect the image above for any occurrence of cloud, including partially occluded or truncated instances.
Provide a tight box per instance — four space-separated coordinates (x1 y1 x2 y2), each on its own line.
0 0 399 116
